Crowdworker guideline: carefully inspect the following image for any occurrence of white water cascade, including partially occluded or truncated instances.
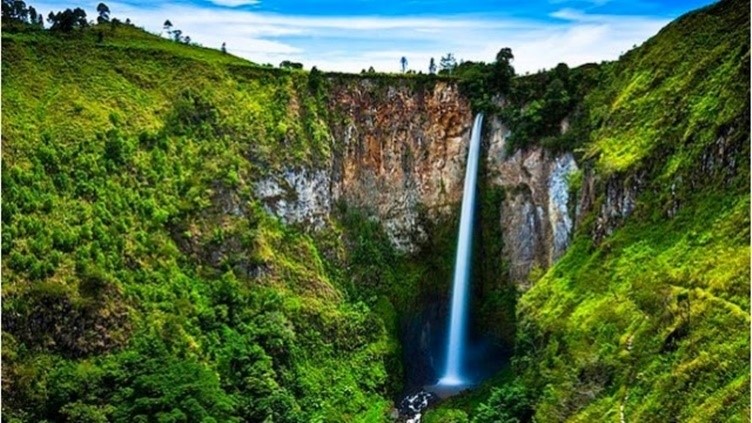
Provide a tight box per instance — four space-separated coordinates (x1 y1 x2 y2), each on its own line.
438 113 484 387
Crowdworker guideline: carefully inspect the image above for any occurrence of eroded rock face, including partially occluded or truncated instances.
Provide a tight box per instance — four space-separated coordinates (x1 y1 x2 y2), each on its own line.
3 284 131 357
253 80 472 252
549 154 578 261
328 80 473 251
485 117 579 287
254 168 332 229
251 81 581 284
593 173 642 244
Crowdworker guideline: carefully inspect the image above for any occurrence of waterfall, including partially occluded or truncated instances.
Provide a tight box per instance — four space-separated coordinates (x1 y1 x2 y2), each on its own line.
438 113 483 386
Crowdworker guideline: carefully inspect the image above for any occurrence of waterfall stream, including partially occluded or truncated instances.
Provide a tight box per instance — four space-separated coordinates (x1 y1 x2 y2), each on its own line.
438 113 483 386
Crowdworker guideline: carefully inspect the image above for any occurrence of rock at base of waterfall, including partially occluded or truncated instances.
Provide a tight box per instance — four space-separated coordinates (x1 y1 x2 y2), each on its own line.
399 390 439 422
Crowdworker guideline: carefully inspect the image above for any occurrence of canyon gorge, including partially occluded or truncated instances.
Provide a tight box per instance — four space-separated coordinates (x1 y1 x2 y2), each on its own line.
2 0 749 421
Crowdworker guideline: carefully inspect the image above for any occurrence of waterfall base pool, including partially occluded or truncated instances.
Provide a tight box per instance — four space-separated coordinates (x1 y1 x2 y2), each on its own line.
436 375 465 386
424 382 473 399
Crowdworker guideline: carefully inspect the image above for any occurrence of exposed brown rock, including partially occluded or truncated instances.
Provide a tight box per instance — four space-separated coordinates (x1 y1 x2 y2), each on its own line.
328 79 473 251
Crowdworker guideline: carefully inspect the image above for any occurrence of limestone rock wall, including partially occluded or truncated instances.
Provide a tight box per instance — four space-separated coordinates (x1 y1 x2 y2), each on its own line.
484 117 580 288
254 168 332 229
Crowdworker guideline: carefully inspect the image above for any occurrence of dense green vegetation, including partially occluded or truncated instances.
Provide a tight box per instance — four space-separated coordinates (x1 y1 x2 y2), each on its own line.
427 0 750 421
500 62 600 155
1 11 505 421
3 0 749 421
0 19 419 421
514 1 750 420
451 47 516 114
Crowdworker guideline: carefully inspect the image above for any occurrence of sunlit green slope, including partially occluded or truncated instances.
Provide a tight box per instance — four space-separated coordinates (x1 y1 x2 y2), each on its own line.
429 0 750 421
2 23 402 423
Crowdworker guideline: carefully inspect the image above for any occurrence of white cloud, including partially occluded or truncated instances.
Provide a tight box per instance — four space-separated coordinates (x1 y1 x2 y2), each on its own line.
31 1 671 73
551 8 595 21
207 0 259 7
549 0 612 6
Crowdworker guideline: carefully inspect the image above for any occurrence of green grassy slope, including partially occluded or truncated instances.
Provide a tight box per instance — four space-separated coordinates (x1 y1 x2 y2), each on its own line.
1 24 410 422
584 0 749 176
428 0 750 421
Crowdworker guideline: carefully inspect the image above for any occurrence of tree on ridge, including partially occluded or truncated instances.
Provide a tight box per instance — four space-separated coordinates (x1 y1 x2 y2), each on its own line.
96 2 109 24
47 7 88 32
439 53 457 75
163 19 172 37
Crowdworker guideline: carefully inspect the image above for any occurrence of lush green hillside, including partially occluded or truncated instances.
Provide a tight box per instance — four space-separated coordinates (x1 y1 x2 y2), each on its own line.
428 0 750 421
2 0 749 421
1 23 419 422
516 0 750 419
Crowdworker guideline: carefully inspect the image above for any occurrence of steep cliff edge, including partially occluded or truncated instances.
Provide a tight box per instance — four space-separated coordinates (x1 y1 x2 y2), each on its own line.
330 78 472 251
485 117 579 287
255 77 473 252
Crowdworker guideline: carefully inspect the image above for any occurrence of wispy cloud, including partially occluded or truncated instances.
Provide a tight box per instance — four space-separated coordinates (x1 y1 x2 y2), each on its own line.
549 0 612 6
208 0 259 8
33 0 673 73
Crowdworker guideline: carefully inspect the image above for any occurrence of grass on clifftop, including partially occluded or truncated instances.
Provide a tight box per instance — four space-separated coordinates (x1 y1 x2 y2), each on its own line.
583 0 749 175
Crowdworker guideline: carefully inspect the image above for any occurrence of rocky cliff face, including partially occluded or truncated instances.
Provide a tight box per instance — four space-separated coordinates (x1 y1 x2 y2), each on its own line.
254 168 333 229
255 79 583 283
328 79 474 251
485 117 579 287
256 78 473 252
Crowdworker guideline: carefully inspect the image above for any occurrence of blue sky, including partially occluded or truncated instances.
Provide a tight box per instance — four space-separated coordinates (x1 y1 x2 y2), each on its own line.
34 0 714 72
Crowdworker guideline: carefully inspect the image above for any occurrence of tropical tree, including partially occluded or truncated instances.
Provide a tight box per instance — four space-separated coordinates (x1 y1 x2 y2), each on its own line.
47 8 88 32
280 60 303 69
400 56 408 73
2 0 30 24
490 47 515 94
96 2 109 24
429 57 437 74
439 53 457 75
